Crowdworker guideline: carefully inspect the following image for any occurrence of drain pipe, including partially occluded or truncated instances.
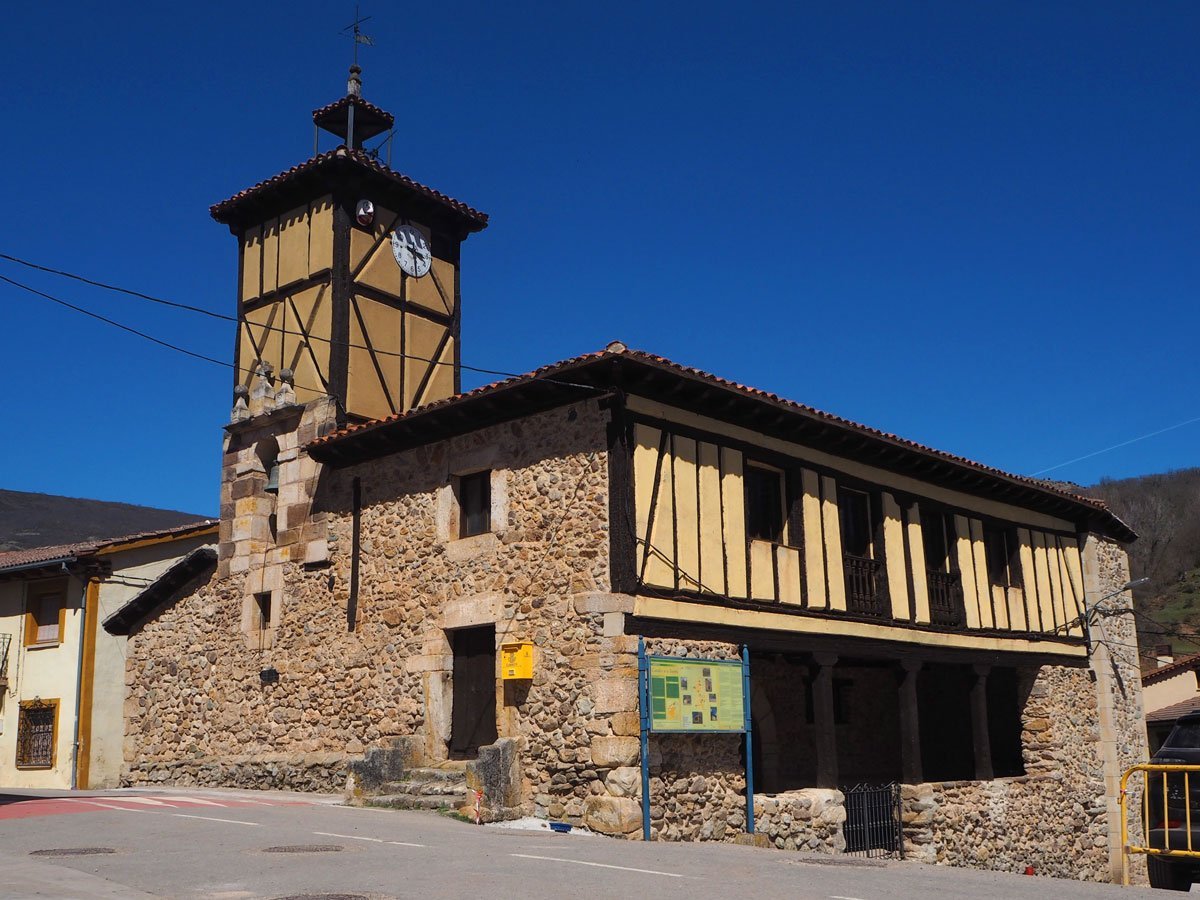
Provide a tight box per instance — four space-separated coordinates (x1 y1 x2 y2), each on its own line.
70 574 92 790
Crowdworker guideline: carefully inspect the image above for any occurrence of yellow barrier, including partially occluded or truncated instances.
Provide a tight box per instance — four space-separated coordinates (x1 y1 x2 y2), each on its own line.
1121 763 1200 886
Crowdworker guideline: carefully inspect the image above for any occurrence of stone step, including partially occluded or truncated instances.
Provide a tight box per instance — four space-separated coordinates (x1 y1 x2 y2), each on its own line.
364 792 468 811
401 766 470 783
380 779 467 797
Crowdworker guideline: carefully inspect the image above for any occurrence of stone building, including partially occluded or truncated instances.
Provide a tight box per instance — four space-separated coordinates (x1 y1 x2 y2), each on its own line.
113 70 1148 882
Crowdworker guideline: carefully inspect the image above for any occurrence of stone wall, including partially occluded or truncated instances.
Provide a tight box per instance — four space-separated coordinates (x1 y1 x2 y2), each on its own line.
903 664 1110 879
124 399 624 806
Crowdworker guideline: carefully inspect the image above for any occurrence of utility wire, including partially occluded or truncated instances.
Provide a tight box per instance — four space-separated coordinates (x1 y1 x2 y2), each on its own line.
1032 415 1200 477
0 251 598 388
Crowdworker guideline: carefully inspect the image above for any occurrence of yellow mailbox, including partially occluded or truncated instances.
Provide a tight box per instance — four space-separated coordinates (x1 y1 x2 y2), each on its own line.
501 641 534 680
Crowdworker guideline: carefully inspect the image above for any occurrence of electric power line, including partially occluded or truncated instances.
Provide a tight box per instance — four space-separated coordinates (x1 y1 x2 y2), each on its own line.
0 251 597 387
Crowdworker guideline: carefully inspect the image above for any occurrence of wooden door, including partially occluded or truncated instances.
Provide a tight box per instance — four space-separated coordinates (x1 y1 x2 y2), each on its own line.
450 625 497 756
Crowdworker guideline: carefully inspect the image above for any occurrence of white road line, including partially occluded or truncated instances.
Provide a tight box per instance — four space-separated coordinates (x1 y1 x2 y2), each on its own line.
830 895 869 900
174 814 261 826
155 796 225 806
75 801 150 813
98 797 172 806
510 854 682 878
313 831 426 848
314 831 383 842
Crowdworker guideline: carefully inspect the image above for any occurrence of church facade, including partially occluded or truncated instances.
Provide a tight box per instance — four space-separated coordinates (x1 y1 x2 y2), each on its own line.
114 71 1148 882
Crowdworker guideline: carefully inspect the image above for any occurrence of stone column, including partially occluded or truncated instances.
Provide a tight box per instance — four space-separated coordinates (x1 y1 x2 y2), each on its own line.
897 660 923 784
970 664 993 781
813 652 839 789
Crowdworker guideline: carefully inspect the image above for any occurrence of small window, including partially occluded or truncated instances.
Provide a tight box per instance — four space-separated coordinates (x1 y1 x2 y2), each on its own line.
838 488 873 559
745 465 784 543
983 525 1021 589
25 589 63 647
921 509 956 574
456 471 492 538
254 592 272 632
16 701 57 768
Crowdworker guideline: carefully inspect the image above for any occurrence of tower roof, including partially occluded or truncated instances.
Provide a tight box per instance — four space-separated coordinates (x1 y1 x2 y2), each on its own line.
210 147 488 235
312 94 395 145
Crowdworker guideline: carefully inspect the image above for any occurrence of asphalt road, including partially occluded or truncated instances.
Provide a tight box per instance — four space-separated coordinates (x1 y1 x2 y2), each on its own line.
0 787 1156 899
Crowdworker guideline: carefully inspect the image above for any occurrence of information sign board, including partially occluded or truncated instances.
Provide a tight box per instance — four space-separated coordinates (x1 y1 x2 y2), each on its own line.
647 656 745 733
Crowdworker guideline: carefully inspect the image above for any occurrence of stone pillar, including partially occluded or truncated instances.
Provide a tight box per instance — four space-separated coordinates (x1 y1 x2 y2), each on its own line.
970 664 993 781
897 660 923 784
813 652 839 789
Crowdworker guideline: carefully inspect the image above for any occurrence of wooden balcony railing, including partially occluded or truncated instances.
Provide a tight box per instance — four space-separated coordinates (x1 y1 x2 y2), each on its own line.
927 569 965 627
844 554 888 619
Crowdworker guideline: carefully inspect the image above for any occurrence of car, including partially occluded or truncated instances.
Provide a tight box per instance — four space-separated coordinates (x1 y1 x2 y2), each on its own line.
1145 711 1200 890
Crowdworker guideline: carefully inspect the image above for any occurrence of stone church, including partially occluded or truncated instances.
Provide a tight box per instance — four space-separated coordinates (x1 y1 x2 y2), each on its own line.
109 68 1148 882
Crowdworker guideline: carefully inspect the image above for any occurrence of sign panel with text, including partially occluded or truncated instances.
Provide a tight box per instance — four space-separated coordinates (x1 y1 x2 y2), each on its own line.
647 656 745 734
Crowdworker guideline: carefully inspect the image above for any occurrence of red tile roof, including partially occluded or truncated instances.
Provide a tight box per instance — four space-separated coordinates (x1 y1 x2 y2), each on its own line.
0 520 217 573
209 147 488 228
1144 653 1200 687
311 95 395 128
1147 694 1200 725
308 343 1134 539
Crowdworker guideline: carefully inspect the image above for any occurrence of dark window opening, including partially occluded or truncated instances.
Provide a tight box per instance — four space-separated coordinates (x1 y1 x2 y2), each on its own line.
983 525 1021 589
839 488 873 559
921 510 955 574
922 510 964 627
456 471 492 538
745 465 784 543
987 668 1026 777
255 592 272 631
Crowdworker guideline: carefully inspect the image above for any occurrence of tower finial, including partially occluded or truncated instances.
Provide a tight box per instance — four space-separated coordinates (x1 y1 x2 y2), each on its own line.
341 4 374 72
348 64 362 98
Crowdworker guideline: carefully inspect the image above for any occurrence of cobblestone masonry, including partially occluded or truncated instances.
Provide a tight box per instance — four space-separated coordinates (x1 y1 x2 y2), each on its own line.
124 398 619 795
123 391 1148 880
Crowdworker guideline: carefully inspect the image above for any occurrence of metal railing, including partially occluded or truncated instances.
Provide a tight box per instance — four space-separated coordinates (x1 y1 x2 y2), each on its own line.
843 782 903 858
926 569 965 627
0 632 11 686
844 555 888 619
1121 763 1200 885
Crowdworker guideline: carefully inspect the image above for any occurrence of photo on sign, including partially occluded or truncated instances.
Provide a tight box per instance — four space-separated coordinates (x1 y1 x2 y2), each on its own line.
702 668 711 677
705 678 713 692
680 677 688 690
709 707 718 721
692 711 704 725
683 694 692 705
708 693 717 702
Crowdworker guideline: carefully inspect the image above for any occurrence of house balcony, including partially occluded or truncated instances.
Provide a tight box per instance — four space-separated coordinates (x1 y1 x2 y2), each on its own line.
927 569 965 627
844 554 888 619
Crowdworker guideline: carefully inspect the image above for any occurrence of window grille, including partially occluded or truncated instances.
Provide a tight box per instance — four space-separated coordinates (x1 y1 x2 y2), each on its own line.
16 703 55 768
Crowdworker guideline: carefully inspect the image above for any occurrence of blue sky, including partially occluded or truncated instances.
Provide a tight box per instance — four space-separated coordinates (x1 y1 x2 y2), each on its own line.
1 2 1196 516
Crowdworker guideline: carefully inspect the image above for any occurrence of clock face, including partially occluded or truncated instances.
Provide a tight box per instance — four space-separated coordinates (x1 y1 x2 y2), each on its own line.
390 225 432 278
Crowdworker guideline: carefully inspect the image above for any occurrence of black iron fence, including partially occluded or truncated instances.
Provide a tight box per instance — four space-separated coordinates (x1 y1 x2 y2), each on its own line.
842 782 903 858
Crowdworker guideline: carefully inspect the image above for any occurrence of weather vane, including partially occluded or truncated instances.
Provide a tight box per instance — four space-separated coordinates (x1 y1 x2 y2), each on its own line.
342 5 374 67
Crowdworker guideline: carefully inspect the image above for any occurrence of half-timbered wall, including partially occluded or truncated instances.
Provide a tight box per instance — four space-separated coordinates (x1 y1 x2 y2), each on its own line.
629 399 1087 643
239 197 336 405
236 197 460 421
347 204 458 421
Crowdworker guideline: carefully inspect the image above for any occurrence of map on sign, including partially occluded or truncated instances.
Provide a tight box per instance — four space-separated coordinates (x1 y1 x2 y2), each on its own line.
648 656 745 733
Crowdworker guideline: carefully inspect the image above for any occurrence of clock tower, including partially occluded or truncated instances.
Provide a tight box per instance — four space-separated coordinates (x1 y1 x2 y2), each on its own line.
211 66 489 423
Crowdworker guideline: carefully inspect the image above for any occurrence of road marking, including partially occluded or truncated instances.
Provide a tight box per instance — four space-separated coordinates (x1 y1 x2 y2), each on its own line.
314 830 379 844
831 895 869 900
75 801 150 813
174 814 261 826
510 853 682 877
312 831 426 848
97 796 171 806
155 795 225 806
